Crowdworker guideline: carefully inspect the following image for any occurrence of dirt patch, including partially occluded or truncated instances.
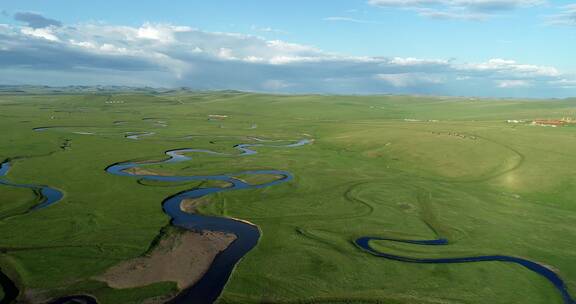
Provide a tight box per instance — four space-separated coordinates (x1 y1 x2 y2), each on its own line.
122 167 168 176
199 180 233 188
96 230 236 290
180 197 211 213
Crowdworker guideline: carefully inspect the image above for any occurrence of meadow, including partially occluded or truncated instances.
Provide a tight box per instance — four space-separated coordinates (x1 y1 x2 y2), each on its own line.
1 91 576 304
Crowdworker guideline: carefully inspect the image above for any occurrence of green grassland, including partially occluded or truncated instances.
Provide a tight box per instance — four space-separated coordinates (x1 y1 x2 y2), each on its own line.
1 92 576 303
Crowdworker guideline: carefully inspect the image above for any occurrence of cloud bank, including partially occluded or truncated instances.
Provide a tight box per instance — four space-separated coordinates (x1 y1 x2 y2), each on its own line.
547 4 576 26
0 13 574 97
368 0 545 20
13 11 62 29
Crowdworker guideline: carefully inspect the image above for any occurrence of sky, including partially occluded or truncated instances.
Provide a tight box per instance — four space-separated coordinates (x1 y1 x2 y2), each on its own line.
0 1 575 97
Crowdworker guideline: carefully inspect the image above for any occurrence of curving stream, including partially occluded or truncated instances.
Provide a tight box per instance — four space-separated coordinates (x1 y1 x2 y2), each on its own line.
0 162 63 212
0 160 64 303
0 161 64 211
0 133 309 304
5 128 572 304
102 138 311 304
355 236 575 304
0 270 18 304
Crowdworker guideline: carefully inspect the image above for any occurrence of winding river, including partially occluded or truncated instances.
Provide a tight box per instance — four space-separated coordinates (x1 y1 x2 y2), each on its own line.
0 270 18 304
355 236 575 304
0 162 63 212
0 160 64 303
103 139 311 304
2 129 574 304
2 137 310 304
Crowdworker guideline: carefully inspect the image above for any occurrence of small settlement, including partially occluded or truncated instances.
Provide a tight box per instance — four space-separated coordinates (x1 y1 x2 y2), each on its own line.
531 117 576 127
507 117 576 127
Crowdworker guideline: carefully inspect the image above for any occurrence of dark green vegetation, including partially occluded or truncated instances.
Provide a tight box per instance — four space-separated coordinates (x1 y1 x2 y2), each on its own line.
1 91 576 303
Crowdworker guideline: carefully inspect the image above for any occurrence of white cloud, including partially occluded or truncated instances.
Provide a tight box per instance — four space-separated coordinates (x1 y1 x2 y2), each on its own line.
266 40 320 54
0 16 574 97
323 17 380 24
375 73 445 87
137 25 165 41
497 79 532 88
21 26 59 41
546 4 576 26
414 8 489 20
369 0 544 10
549 79 576 88
135 23 192 43
368 0 443 7
217 48 236 60
453 0 545 11
368 0 545 20
459 58 560 78
13 11 62 28
250 25 288 34
262 79 293 90
388 57 450 66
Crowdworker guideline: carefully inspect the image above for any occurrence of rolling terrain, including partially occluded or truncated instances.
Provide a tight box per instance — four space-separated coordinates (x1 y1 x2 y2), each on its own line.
1 91 576 304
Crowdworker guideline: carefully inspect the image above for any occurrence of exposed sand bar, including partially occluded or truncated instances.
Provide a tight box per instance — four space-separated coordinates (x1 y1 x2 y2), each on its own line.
122 167 168 176
97 230 236 290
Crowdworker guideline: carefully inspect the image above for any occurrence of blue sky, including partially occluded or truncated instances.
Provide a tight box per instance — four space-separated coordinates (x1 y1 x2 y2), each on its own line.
1 1 575 97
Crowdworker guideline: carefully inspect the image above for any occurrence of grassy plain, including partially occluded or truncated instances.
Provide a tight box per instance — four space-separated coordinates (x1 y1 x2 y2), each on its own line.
1 92 576 303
